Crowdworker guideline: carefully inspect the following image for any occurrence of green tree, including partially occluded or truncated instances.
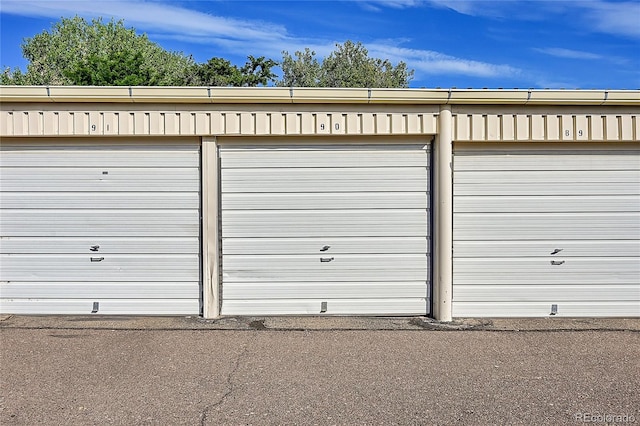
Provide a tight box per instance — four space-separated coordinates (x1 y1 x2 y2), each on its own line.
192 55 277 87
63 50 152 86
277 48 321 87
17 16 194 85
1 67 29 85
278 41 414 88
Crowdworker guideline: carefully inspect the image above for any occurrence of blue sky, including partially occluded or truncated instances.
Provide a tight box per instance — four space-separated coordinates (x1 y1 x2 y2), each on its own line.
1 0 639 88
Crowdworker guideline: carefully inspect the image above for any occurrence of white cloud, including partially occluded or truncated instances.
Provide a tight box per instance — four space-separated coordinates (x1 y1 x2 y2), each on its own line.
0 0 289 42
369 0 640 39
580 1 640 38
369 44 521 78
534 47 603 60
0 0 524 80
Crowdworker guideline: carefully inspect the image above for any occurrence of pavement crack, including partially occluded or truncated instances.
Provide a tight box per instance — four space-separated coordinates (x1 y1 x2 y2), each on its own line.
199 336 250 426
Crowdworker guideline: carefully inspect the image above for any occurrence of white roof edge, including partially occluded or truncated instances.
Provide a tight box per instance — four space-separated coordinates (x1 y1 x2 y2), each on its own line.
0 86 638 105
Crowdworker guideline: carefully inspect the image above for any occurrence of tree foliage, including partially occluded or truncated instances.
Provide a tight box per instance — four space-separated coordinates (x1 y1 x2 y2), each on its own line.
278 41 414 88
191 55 277 87
16 17 194 85
63 51 152 86
1 17 410 88
1 16 278 87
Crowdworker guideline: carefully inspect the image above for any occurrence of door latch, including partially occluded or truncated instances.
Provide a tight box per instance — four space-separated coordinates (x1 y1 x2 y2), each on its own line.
550 260 565 266
90 257 105 262
320 257 334 263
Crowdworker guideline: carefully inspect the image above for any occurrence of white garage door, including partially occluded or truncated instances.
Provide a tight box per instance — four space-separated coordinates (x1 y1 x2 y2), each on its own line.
453 143 640 317
0 139 201 315
220 142 431 315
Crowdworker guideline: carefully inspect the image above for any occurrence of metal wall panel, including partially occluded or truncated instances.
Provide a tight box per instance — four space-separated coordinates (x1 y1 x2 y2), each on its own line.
452 144 640 317
0 140 201 315
219 143 431 315
1 110 439 137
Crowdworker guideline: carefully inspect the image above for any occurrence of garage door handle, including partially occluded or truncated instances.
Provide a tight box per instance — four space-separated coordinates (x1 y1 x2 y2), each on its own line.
550 260 565 265
90 257 105 262
320 257 334 263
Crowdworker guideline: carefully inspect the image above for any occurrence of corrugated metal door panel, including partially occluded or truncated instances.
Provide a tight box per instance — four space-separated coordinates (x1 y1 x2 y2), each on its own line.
454 196 639 213
453 151 639 171
0 141 200 315
223 210 428 238
220 146 428 168
454 183 640 195
455 285 640 302
2 255 199 281
454 240 640 258
222 172 427 192
0 145 198 167
222 299 428 316
2 210 199 237
1 300 199 315
2 282 199 298
453 145 640 317
1 193 199 209
453 213 639 240
223 282 427 299
223 237 429 254
220 143 430 316
222 193 429 210
0 237 199 254
452 302 640 318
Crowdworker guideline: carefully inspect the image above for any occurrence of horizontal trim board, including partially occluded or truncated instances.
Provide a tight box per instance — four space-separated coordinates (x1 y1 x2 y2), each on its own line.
222 237 429 255
453 240 640 258
223 282 427 299
0 237 199 254
0 192 199 209
453 284 640 302
1 282 200 298
454 195 640 213
221 298 428 315
0 299 200 315
452 301 640 317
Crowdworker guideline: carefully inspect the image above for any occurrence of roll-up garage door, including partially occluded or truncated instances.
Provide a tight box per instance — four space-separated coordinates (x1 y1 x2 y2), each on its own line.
0 139 201 315
220 141 431 315
453 143 640 317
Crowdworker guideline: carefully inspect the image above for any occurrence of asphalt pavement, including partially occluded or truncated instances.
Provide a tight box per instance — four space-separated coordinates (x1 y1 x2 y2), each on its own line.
1 316 638 425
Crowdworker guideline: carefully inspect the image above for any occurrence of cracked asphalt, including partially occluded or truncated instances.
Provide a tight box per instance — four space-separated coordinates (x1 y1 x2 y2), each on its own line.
1 317 639 425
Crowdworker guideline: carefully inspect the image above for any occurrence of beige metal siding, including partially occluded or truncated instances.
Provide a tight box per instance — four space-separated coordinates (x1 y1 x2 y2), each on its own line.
1 109 438 137
452 143 640 317
0 139 201 315
453 113 639 142
219 141 431 315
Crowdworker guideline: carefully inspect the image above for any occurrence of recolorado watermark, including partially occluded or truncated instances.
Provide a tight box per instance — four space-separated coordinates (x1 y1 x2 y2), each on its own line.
575 412 636 423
